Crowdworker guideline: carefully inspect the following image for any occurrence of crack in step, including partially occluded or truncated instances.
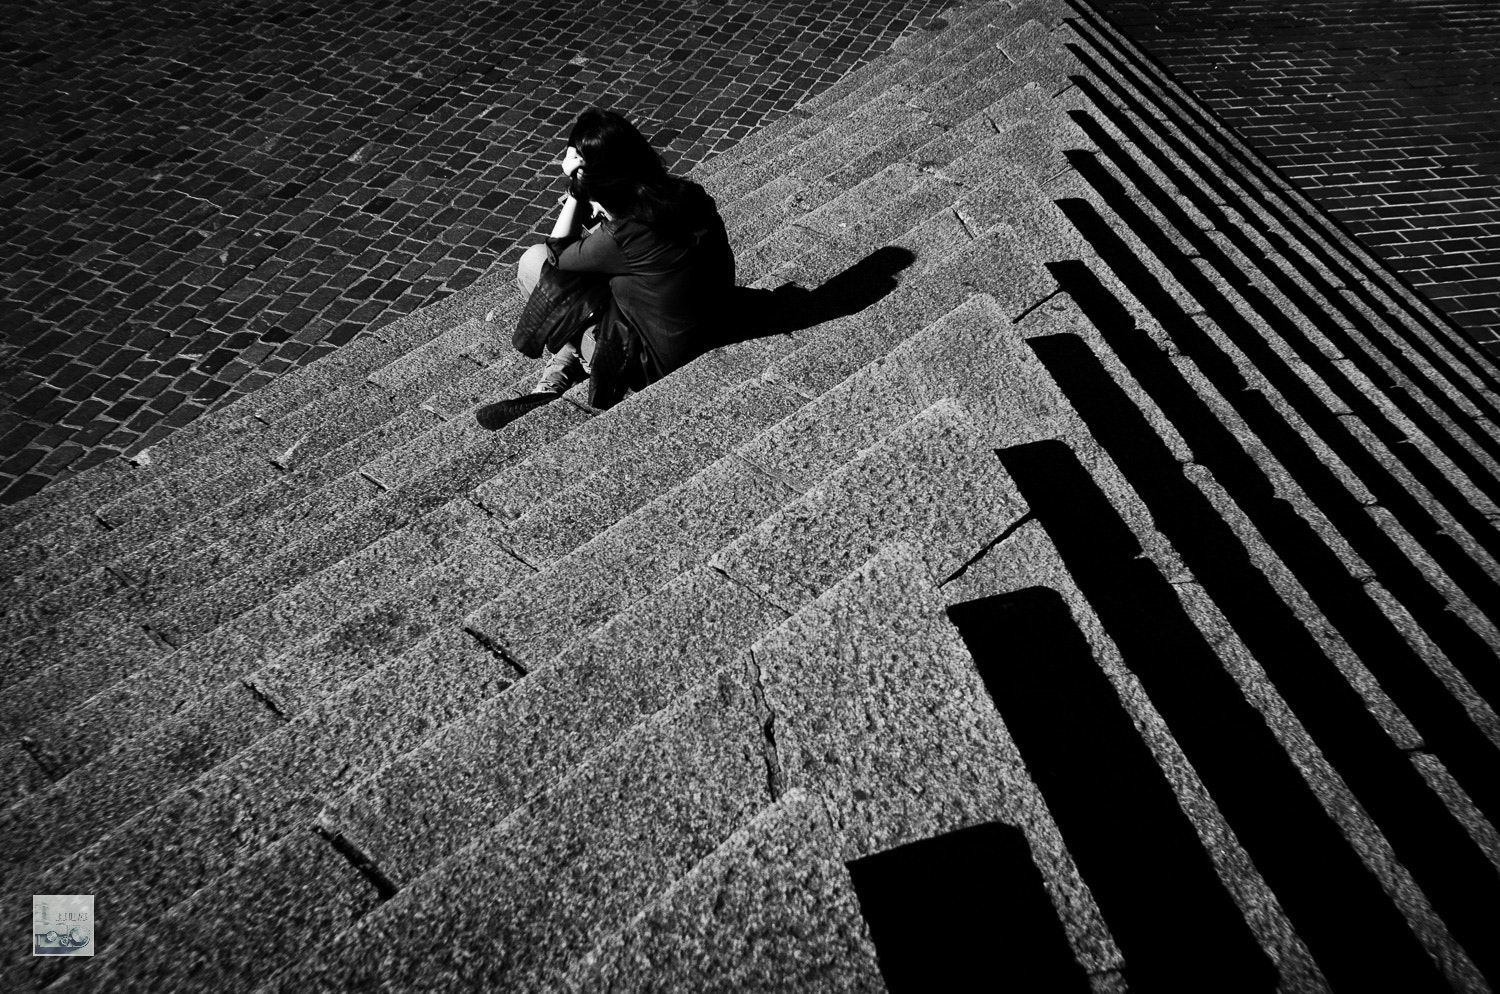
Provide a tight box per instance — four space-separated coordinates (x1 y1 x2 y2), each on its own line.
312 817 399 907
240 678 289 722
18 736 63 782
746 649 786 802
939 510 1037 588
463 625 529 677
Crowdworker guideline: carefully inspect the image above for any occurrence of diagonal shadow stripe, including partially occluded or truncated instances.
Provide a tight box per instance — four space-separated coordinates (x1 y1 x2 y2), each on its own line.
1050 256 1500 833
948 583 1279 994
1024 331 1500 988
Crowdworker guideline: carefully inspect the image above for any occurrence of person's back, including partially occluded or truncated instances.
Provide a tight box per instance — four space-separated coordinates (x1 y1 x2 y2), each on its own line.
478 108 734 429
576 178 733 378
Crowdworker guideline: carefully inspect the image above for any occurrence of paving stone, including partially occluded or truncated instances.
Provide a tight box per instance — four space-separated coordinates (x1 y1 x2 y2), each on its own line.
1091 0 1500 350
1 0 956 508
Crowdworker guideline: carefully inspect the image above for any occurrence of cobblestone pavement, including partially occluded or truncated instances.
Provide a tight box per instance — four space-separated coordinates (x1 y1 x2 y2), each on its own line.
1093 0 1500 352
0 0 952 504
5 0 1497 507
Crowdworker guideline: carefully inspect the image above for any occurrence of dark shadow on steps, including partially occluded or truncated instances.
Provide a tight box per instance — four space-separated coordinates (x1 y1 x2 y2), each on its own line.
947 585 1278 994
1064 0 1500 386
708 245 917 349
1062 133 1500 557
1051 257 1500 830
1023 332 1500 989
847 820 1092 994
1060 75 1500 498
996 438 1451 993
1053 174 1500 633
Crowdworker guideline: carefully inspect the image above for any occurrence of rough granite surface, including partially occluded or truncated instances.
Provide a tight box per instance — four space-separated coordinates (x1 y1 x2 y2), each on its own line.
336 564 790 887
263 665 770 993
562 791 888 994
713 401 1027 612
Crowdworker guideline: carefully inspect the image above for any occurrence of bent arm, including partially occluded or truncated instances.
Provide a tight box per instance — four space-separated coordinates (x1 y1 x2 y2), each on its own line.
550 193 585 241
547 220 630 274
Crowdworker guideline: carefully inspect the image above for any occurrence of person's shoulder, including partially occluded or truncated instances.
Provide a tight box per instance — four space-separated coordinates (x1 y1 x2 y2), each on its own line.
678 178 718 212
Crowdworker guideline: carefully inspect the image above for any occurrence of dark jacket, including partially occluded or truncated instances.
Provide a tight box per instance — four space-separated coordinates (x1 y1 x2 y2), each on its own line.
544 182 734 406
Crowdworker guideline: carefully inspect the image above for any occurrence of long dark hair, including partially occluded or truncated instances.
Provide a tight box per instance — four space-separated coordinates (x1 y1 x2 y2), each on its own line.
568 108 707 239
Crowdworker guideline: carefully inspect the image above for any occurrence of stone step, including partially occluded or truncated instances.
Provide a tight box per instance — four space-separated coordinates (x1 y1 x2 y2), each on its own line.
0 266 520 563
0 140 1062 815
2 285 1024 943
0 60 1072 644
15 829 383 994
557 790 889 994
0 355 527 651
237 533 1030 992
554 539 1111 993
0 46 1081 863
44 659 768 994
1067 1 1500 411
8 560 785 983
0 398 587 809
4 0 1499 987
1047 154 1500 679
688 0 1025 181
0 0 1021 549
341 399 1021 885
0 187 1036 867
1063 63 1500 528
251 662 769 994
1015 310 1500 984
8 389 1008 977
989 439 1490 990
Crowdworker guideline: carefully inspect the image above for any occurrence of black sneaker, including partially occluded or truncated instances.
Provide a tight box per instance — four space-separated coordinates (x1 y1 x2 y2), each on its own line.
475 392 557 430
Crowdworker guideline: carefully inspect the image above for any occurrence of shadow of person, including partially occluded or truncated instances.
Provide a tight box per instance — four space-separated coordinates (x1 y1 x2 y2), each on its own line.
709 245 918 349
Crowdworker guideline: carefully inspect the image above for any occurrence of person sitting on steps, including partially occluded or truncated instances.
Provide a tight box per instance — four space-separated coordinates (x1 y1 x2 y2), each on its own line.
477 108 735 429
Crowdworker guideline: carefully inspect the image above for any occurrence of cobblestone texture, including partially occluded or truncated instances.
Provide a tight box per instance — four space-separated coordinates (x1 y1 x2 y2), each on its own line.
0 0 952 504
1093 0 1500 352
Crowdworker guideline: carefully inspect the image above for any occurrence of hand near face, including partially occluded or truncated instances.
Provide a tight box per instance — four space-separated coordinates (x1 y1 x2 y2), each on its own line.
561 145 584 179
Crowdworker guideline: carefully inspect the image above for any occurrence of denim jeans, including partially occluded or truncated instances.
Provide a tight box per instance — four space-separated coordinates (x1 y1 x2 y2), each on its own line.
517 243 597 395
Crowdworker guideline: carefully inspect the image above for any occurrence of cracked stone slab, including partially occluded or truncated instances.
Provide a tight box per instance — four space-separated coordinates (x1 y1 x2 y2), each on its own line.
712 400 1028 613
742 539 1123 978
268 665 770 992
333 564 788 889
749 543 1021 855
469 454 797 667
49 830 378 994
561 790 886 994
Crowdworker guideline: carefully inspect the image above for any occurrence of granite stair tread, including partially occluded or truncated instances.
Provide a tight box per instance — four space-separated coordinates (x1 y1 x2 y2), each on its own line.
5 0 1500 990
